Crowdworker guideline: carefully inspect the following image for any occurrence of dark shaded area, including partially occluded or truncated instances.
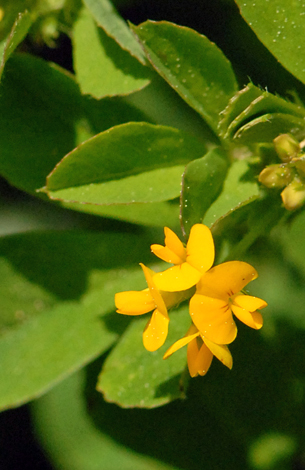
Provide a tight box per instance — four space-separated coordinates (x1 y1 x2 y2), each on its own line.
84 319 305 470
0 406 53 470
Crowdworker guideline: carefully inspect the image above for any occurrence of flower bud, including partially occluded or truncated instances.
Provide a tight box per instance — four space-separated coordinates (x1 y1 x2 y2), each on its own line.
293 156 305 177
274 134 300 162
258 164 293 188
281 177 305 210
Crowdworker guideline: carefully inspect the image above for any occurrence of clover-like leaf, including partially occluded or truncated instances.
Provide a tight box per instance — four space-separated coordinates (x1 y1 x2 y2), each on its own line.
131 20 238 134
235 0 305 85
220 84 305 141
98 306 190 408
83 0 147 64
45 122 207 205
0 229 154 411
73 7 151 98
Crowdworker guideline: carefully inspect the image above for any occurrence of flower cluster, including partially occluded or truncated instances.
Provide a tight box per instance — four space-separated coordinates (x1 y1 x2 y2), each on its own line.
115 224 267 378
259 133 305 211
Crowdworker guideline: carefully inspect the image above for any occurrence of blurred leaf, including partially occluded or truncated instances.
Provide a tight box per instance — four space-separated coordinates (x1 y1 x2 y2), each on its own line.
83 0 147 64
0 54 150 195
235 0 305 85
0 229 157 410
278 210 305 279
73 7 151 98
131 20 238 134
45 122 207 204
233 113 305 144
32 371 176 470
181 148 229 236
0 10 32 80
203 159 259 227
98 306 190 408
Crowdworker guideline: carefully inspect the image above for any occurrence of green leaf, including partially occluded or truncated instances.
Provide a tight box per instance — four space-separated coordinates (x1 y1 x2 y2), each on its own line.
203 159 260 228
131 20 238 134
0 54 150 195
73 7 151 98
233 113 305 144
181 148 229 237
235 0 305 85
221 84 305 141
62 200 181 228
218 84 264 138
0 229 155 410
45 122 207 205
98 305 190 408
32 371 175 470
83 0 147 64
0 10 32 80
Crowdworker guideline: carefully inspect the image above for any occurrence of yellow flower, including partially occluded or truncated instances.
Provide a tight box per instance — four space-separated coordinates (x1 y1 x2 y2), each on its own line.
151 224 214 292
115 263 190 352
163 324 232 377
189 261 267 344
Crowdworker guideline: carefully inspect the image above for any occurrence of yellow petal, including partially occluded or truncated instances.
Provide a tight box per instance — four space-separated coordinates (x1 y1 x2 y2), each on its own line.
143 309 169 351
190 294 237 344
187 338 213 377
151 227 186 264
197 261 258 299
115 290 155 315
153 262 202 292
231 304 263 329
186 224 215 274
233 294 267 311
164 227 186 261
203 337 233 370
163 326 200 359
150 244 183 265
140 263 168 316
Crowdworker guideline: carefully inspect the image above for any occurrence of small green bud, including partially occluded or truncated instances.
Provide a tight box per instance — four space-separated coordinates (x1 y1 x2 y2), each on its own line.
274 134 300 162
281 177 305 211
258 164 293 188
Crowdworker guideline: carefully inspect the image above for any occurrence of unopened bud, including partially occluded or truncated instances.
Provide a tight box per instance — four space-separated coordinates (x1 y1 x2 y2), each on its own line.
293 156 305 177
274 134 300 162
281 177 305 210
258 164 293 188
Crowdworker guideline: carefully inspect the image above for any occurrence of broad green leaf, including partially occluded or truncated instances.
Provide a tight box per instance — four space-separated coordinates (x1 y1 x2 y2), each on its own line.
45 122 207 205
222 84 305 141
98 306 190 408
83 0 147 64
0 229 156 410
181 148 229 237
0 10 32 79
73 7 151 98
233 113 305 144
235 0 305 85
131 20 238 134
63 200 181 228
49 165 186 205
0 301 117 411
32 371 176 470
0 54 150 195
203 159 259 228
